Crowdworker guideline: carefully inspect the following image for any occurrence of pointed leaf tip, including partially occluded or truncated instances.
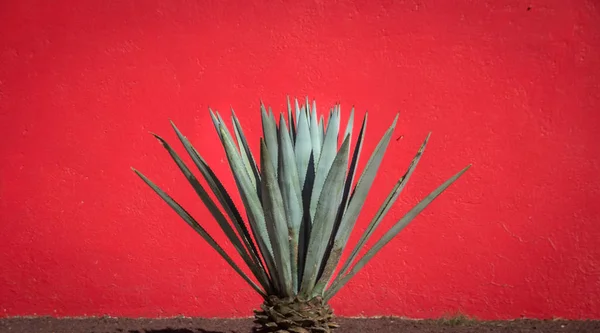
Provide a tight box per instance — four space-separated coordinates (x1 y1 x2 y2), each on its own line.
325 163 472 300
391 113 399 127
150 133 170 147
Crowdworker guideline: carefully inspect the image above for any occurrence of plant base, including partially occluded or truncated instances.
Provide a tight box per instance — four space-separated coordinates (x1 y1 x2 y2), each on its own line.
253 295 339 333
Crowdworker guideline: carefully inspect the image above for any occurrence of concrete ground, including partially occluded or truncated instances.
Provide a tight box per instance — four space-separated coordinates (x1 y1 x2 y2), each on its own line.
1 317 599 333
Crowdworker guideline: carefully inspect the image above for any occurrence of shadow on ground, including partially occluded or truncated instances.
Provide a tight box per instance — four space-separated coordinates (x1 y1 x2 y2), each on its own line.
129 329 221 333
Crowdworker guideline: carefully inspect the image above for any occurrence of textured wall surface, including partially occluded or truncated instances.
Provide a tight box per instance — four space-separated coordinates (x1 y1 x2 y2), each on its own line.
1 0 599 320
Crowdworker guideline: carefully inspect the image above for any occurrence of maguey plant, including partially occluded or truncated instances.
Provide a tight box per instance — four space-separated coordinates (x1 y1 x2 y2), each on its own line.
133 97 470 333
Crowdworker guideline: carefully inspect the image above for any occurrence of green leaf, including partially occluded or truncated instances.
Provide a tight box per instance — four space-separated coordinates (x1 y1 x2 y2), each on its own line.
318 133 431 295
287 96 296 145
315 113 396 295
277 114 304 293
342 112 366 207
294 97 301 136
132 168 267 299
210 109 246 163
218 122 280 290
260 139 294 296
209 108 221 136
299 136 351 297
294 106 313 191
169 122 272 291
318 114 325 144
332 104 341 144
343 107 355 142
327 114 398 261
269 106 279 134
341 133 430 279
309 109 341 221
324 109 332 139
324 164 472 300
339 110 364 216
312 112 366 295
231 109 261 191
150 133 273 292
309 100 322 165
261 102 279 173
294 103 315 285
212 110 238 153
337 109 362 216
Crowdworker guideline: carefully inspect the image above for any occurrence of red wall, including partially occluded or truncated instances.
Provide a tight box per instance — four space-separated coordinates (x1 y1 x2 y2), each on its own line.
1 0 599 320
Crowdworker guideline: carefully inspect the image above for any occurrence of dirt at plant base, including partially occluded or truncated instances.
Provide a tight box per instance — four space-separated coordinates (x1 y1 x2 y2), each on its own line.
1 317 599 333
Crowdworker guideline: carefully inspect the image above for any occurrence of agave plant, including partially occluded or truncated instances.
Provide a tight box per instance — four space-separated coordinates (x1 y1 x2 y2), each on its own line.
132 97 469 333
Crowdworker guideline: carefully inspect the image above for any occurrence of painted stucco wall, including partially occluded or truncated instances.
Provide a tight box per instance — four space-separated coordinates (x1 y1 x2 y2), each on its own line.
1 0 599 320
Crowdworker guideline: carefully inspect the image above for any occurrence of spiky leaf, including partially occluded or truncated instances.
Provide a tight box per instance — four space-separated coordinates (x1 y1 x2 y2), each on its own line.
132 168 267 298
261 102 279 172
218 122 279 287
277 114 304 293
169 122 272 290
336 133 431 282
231 109 261 191
300 136 351 297
324 164 471 300
150 133 272 292
309 110 341 220
260 139 294 296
